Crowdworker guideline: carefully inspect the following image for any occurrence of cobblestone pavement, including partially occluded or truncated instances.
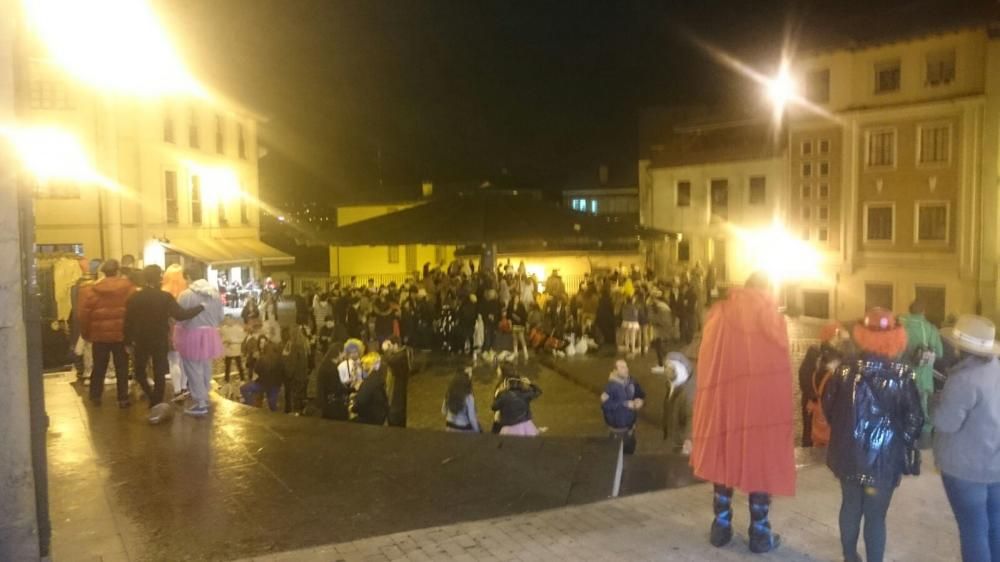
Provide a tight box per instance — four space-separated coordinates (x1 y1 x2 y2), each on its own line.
241 452 959 562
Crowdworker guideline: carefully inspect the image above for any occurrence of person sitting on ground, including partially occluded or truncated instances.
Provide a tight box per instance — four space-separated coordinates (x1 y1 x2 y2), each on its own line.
823 308 924 562
241 340 285 412
601 358 646 454
442 366 481 433
492 374 542 437
351 352 389 425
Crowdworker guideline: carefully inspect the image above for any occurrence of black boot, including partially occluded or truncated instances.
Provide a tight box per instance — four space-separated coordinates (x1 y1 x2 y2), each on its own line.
710 484 734 547
748 492 781 553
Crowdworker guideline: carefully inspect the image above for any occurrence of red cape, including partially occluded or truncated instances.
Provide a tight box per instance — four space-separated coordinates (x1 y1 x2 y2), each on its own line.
690 287 796 496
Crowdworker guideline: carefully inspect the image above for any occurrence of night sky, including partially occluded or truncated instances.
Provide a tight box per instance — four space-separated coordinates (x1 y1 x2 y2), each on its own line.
158 0 997 204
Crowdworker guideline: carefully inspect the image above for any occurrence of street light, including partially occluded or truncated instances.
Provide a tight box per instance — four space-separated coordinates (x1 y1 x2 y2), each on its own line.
731 220 822 288
21 0 204 97
0 125 114 188
765 61 797 123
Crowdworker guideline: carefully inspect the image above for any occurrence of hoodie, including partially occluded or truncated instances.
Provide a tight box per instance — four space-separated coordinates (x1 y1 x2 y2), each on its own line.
601 372 646 430
662 352 694 452
79 276 136 343
178 279 224 329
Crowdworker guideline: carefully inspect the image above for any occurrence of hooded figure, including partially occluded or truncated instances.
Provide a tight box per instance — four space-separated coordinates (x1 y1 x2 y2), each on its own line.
662 351 694 454
174 267 225 416
691 273 793 554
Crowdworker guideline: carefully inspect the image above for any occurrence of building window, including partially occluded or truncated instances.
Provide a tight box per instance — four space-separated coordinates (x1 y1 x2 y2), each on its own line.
710 179 728 220
801 184 811 199
33 179 80 199
388 246 400 264
818 139 830 154
926 49 956 86
165 171 178 224
818 183 830 199
28 65 71 110
802 206 811 221
801 162 812 177
818 205 829 221
163 106 175 143
915 285 946 327
240 198 250 225
874 59 901 93
571 198 586 211
217 201 227 226
190 175 202 224
237 123 247 159
677 240 690 262
916 202 948 243
819 161 830 177
215 114 225 154
801 140 813 156
748 176 766 205
866 128 896 168
918 124 950 165
676 180 691 207
805 69 830 103
188 106 200 149
864 204 894 243
817 227 829 242
865 283 894 312
590 199 598 214
803 290 830 318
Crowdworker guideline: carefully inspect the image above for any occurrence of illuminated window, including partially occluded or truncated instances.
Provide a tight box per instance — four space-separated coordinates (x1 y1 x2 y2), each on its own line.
805 69 830 103
918 124 950 165
388 246 400 264
748 176 766 205
165 171 178 223
866 128 896 168
917 202 948 243
676 181 691 207
215 114 225 154
589 199 598 214
237 123 247 159
926 50 956 86
188 106 200 149
864 204 894 243
191 175 202 224
874 60 901 93
163 105 175 143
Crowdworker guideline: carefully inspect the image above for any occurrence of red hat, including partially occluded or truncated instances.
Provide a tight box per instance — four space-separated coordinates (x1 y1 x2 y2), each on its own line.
852 307 907 358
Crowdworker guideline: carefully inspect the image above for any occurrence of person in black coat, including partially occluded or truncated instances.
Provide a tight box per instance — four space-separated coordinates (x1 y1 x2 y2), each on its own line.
798 323 847 447
352 353 389 425
125 265 204 406
596 286 617 348
383 340 412 427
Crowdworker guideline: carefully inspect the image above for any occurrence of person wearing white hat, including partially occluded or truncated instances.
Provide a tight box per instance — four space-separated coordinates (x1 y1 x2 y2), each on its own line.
935 314 1000 562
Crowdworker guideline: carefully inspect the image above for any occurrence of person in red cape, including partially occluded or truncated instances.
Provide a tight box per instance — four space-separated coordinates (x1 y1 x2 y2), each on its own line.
690 272 794 554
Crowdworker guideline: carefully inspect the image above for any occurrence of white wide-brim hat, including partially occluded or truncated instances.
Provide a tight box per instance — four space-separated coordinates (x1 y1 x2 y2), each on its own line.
941 314 1000 357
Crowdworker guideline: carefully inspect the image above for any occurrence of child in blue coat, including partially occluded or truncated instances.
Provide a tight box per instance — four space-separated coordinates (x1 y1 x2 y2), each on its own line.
601 358 646 454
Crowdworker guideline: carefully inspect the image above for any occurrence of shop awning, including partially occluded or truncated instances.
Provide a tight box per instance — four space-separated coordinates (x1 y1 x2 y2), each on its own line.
163 237 294 267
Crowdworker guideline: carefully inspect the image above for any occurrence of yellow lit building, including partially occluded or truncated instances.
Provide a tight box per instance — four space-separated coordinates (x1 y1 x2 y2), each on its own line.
330 201 455 284
16 4 290 285
786 25 1000 324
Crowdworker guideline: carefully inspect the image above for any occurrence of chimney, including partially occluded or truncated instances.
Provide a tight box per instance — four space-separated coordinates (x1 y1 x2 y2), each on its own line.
421 181 433 198
598 164 609 185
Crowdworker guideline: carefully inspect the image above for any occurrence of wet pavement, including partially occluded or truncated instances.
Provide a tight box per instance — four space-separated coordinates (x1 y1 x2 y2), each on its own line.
46 372 619 562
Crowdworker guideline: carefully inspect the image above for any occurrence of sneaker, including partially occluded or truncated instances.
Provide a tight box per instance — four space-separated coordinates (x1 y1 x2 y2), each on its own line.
184 404 209 417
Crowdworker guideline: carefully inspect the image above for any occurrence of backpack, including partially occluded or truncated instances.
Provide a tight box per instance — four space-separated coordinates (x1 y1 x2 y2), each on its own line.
806 366 834 447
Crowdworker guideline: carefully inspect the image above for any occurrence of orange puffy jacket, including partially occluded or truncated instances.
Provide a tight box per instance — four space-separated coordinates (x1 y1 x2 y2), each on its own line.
79 276 136 344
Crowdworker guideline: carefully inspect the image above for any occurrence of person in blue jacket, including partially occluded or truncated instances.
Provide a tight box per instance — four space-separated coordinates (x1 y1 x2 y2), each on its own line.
601 358 646 454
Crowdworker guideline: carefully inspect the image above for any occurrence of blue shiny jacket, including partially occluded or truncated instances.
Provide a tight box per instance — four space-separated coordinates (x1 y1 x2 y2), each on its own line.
822 355 924 488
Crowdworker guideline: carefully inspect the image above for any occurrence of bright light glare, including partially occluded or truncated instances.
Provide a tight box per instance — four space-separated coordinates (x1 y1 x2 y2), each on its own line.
766 63 797 113
187 162 242 204
1 125 111 185
22 0 205 97
733 222 822 286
